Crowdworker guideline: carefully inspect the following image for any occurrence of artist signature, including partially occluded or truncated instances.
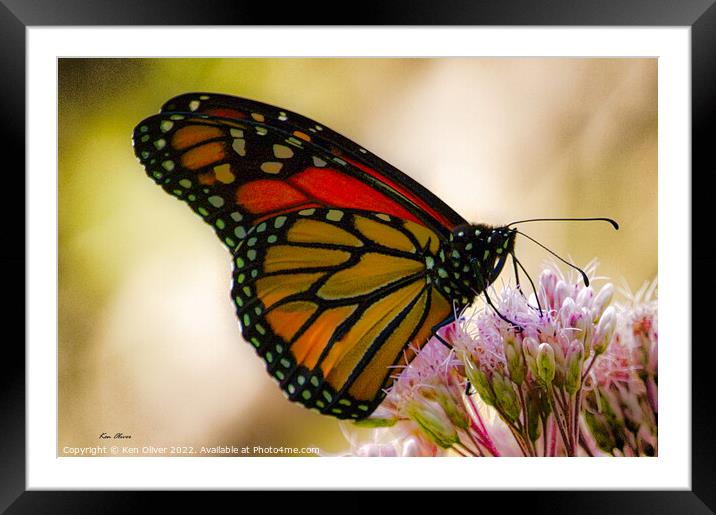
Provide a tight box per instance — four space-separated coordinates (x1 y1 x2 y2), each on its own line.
99 432 132 440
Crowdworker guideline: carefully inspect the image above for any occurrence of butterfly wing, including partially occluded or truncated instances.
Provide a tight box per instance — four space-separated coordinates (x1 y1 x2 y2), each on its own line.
132 92 466 249
233 208 452 419
132 94 466 419
159 93 466 231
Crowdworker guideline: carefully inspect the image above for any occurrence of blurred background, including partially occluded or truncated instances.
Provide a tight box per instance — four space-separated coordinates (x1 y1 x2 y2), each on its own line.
58 58 657 456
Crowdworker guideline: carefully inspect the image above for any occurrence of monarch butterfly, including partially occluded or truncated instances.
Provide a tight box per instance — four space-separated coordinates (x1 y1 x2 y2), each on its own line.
132 93 612 420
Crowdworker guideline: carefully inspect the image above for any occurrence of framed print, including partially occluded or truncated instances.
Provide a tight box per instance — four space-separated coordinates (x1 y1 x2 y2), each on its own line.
4 0 714 512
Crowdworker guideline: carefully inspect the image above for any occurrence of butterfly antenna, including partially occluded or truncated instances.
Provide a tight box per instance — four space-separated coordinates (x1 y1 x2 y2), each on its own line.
512 253 543 316
516 230 591 287
507 217 619 230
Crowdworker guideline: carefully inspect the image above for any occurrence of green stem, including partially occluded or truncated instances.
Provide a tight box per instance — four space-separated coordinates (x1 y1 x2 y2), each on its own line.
463 429 485 457
572 353 599 454
494 404 530 456
517 385 536 455
573 389 582 453
557 388 576 454
546 385 571 455
453 440 476 457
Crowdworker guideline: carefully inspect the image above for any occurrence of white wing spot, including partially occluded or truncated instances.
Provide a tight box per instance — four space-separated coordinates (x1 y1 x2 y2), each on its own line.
208 195 224 208
273 144 294 159
232 138 247 156
326 210 344 222
260 162 283 174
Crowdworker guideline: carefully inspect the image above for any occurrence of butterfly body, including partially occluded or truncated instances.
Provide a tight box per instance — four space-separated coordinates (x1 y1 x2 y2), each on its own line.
133 93 515 419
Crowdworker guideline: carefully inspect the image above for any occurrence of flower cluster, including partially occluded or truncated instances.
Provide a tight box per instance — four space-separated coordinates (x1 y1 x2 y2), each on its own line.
340 329 504 457
341 264 658 457
582 280 658 456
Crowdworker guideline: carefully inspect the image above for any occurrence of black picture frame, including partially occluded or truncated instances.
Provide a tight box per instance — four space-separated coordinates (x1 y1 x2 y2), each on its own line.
3 1 713 512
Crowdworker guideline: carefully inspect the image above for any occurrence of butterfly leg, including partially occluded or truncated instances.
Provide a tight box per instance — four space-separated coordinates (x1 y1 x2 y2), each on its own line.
482 289 524 332
512 252 522 291
430 317 472 395
430 315 456 350
465 381 474 396
471 260 524 331
511 253 543 317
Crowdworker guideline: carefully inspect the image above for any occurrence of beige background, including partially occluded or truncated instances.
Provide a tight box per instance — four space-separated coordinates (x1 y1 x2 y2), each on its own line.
58 58 657 456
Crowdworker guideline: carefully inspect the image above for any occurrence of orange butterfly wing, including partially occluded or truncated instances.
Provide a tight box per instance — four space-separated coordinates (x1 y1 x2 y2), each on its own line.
133 94 467 419
233 208 453 418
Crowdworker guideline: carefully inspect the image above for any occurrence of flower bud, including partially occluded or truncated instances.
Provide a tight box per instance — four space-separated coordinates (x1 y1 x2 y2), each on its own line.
593 306 617 355
550 339 567 387
593 283 614 321
537 342 556 385
565 341 584 395
504 333 525 385
554 280 572 311
540 319 557 340
576 285 594 308
523 336 540 379
491 373 521 422
406 400 459 449
463 355 496 406
417 384 438 401
560 297 577 327
574 309 594 355
523 336 539 359
539 270 558 309
435 385 469 430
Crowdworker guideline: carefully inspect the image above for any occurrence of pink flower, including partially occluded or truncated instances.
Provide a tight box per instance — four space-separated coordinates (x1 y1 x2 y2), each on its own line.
447 264 620 456
338 264 658 458
582 279 658 456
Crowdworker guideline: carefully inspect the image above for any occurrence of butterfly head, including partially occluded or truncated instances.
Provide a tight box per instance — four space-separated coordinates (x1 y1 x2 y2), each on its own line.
449 224 517 289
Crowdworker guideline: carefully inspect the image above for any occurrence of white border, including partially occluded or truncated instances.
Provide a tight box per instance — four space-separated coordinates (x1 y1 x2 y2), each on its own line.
28 27 690 489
